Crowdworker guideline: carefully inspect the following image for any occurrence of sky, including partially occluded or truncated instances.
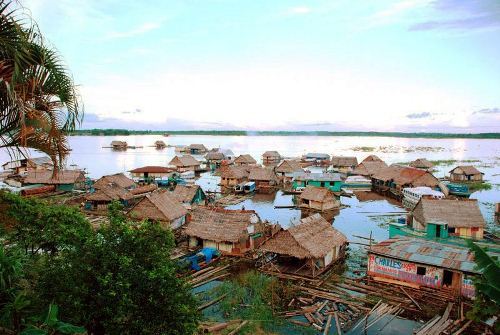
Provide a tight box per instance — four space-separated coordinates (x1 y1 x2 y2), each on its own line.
20 0 500 132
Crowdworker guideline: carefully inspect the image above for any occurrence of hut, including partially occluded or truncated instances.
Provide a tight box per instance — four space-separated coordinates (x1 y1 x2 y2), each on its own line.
298 186 340 212
449 166 484 182
184 207 263 256
262 151 281 166
220 166 250 189
410 198 486 240
23 170 85 191
171 184 206 206
2 156 53 174
111 140 127 150
187 144 208 155
302 153 331 166
362 155 383 163
130 184 158 197
234 154 257 166
409 158 434 171
292 172 343 192
129 166 176 182
169 155 201 172
367 236 498 298
330 156 358 173
93 173 136 190
259 214 347 277
248 167 278 192
275 160 303 184
351 160 388 177
128 190 188 229
205 151 226 169
154 140 167 149
85 183 133 210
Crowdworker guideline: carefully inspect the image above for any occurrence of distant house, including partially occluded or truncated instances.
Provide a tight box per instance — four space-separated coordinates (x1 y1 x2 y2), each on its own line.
93 173 136 190
449 166 483 182
234 154 257 166
411 198 486 240
219 148 235 161
154 140 167 149
85 183 133 210
248 167 278 192
184 207 263 256
409 158 434 171
205 151 226 169
169 155 201 172
259 213 347 277
367 236 496 298
362 155 383 163
111 140 127 150
275 160 303 183
302 153 330 166
186 144 208 155
298 186 340 212
220 166 250 189
23 170 86 191
128 191 188 229
262 151 281 166
330 156 358 173
2 156 53 174
351 160 388 177
129 166 176 182
292 172 343 192
171 184 206 206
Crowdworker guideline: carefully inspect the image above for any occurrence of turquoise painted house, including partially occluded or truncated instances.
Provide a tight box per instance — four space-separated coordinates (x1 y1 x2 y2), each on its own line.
292 172 343 192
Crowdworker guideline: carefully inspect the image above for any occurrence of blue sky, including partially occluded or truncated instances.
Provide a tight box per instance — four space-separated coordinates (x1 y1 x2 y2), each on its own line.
22 0 500 132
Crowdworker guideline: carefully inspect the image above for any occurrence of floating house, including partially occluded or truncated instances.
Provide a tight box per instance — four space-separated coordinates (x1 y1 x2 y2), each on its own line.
169 155 201 172
171 184 206 206
23 170 86 192
184 207 263 256
234 154 257 166
129 183 158 197
205 151 226 169
85 183 133 210
111 140 127 150
220 166 250 189
2 156 53 174
248 167 278 192
129 166 176 182
367 236 496 298
262 151 281 166
298 186 340 212
341 175 372 191
330 156 358 173
186 144 208 155
259 214 347 277
292 172 343 192
409 158 434 171
302 153 331 166
154 140 167 149
401 186 444 210
93 173 136 190
449 166 484 182
128 190 188 229
275 160 303 184
351 160 388 177
362 155 383 163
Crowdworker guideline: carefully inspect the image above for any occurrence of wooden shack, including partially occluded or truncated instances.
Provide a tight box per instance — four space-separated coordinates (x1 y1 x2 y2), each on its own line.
409 158 434 171
129 166 175 182
351 160 388 177
2 156 53 174
362 155 383 163
23 170 86 191
248 167 278 192
93 173 136 190
262 151 281 166
169 155 201 172
184 207 263 256
205 151 226 169
129 184 158 197
187 144 208 154
292 172 343 192
234 154 257 166
259 214 347 277
449 166 483 182
275 160 303 184
85 183 133 210
298 186 340 212
171 184 206 206
111 140 127 150
302 153 331 166
330 156 358 173
128 190 188 229
154 140 167 149
220 166 250 189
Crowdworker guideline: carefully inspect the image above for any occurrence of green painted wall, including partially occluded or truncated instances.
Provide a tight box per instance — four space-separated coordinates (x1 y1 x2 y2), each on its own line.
292 180 342 192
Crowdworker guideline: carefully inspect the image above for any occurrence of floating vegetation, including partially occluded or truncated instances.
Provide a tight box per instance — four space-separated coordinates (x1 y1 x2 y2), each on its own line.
351 146 376 152
429 159 481 166
468 181 493 191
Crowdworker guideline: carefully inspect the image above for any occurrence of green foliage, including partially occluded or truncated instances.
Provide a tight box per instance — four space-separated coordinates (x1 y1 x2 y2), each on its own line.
20 304 85 335
467 181 492 191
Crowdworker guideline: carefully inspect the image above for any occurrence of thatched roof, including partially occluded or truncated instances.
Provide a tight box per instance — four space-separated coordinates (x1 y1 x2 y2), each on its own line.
220 166 250 179
184 207 260 243
413 198 485 228
155 140 166 147
171 184 203 203
169 155 200 167
86 183 133 202
111 140 127 147
234 154 257 164
94 173 136 190
249 167 277 181
449 166 483 176
276 160 303 174
409 158 434 169
351 161 388 176
260 214 347 259
262 151 281 159
299 186 335 202
24 170 85 185
129 166 174 174
128 190 187 221
362 155 383 163
188 144 208 151
205 151 225 160
331 156 358 167
130 183 157 195
372 166 439 187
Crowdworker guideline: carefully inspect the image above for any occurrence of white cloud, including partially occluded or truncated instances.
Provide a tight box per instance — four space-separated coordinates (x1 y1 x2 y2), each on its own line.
105 22 163 39
287 6 312 15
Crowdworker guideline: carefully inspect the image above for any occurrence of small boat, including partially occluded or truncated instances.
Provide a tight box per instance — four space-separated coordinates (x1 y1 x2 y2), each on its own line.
234 182 245 194
243 181 256 193
446 183 472 197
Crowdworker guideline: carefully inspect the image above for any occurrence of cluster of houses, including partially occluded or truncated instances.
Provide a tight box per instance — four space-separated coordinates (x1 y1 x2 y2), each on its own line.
0 146 495 294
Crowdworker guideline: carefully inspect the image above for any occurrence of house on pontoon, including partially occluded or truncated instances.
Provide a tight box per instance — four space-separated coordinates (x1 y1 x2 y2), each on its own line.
301 153 331 166
171 184 206 207
275 160 303 184
449 166 484 182
85 183 133 210
351 160 388 178
23 170 86 192
362 155 383 163
93 173 136 190
169 155 201 173
262 151 281 166
205 151 226 169
292 172 343 192
154 140 167 149
129 166 176 183
185 144 208 155
259 214 347 278
409 158 434 171
248 167 278 192
220 166 250 189
111 140 127 150
298 186 340 212
330 156 358 173
234 154 257 167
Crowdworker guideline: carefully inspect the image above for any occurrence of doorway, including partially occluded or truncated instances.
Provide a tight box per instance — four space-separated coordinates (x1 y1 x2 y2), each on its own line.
443 270 453 287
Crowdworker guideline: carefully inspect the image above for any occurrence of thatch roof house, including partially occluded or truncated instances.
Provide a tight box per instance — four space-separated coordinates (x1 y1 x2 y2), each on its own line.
184 207 263 256
129 166 175 181
331 156 358 173
234 154 257 166
362 155 383 163
248 167 278 192
262 151 281 165
449 166 483 182
411 198 485 240
187 144 208 154
154 140 167 149
292 172 343 192
23 170 85 191
171 184 206 206
128 190 188 229
409 158 434 171
276 160 303 183
130 183 158 197
220 166 250 188
298 186 340 212
85 183 133 210
93 173 136 190
111 140 127 150
205 151 225 162
260 213 347 277
169 155 201 172
351 160 388 177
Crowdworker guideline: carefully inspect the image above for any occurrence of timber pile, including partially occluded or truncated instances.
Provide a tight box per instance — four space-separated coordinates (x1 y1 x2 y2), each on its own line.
413 302 475 335
188 264 231 288
214 194 251 206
